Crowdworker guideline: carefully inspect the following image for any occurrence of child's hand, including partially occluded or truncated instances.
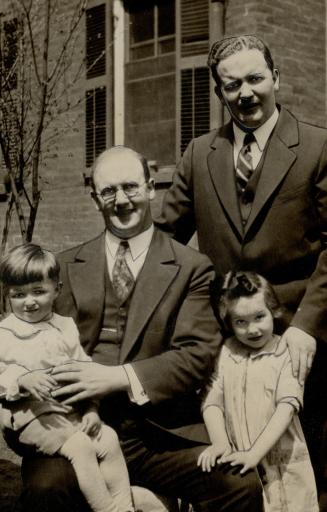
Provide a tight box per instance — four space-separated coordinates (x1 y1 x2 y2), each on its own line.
18 369 57 401
80 410 102 438
197 444 231 472
220 449 260 474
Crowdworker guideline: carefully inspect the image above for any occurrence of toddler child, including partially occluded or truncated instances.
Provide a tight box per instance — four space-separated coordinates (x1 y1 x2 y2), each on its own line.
0 243 136 512
198 271 318 512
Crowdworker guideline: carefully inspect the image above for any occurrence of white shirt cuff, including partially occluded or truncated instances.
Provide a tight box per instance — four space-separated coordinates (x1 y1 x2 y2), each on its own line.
123 364 149 405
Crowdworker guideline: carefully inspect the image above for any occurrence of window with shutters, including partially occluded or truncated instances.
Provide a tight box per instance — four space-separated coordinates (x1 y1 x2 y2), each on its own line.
85 3 109 168
127 0 175 61
180 67 210 154
85 87 106 167
181 0 209 57
178 0 210 156
86 4 106 79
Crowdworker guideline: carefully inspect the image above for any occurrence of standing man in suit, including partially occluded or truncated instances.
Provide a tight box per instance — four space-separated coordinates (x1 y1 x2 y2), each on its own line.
157 34 327 497
18 146 263 512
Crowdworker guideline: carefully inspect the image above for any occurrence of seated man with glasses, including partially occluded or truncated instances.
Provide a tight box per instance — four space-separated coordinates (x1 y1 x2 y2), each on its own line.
13 146 263 512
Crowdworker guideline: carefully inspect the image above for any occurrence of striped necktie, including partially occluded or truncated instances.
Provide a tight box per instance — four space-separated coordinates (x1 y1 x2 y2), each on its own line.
236 132 255 191
112 241 135 302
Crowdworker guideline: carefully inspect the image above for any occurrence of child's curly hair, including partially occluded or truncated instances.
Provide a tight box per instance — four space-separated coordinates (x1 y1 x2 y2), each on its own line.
217 271 281 330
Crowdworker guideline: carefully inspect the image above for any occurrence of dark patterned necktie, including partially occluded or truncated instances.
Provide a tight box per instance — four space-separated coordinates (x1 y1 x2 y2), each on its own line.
112 241 135 302
236 132 255 190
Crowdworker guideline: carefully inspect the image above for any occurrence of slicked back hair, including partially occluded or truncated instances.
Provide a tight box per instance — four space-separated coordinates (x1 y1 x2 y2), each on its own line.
208 35 275 87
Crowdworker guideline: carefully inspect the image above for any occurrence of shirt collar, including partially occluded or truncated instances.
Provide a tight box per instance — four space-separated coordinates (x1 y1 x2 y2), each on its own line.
0 312 62 339
228 334 284 363
233 108 279 152
105 224 154 261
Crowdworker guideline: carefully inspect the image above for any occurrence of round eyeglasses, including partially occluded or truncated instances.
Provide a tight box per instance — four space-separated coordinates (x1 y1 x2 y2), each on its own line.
95 181 147 203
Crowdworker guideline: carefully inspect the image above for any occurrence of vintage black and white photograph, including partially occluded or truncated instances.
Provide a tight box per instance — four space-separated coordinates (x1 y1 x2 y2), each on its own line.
0 1 326 511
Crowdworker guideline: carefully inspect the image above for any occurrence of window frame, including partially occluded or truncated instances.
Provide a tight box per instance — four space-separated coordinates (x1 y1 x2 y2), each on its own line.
128 1 176 63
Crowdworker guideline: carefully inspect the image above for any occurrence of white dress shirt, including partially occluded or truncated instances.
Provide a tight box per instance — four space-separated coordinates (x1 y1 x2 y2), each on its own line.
105 225 154 280
105 225 154 405
233 108 279 169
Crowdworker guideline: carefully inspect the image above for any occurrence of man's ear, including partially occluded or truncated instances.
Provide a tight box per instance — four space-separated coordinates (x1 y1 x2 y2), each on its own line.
272 68 280 92
57 281 63 294
147 178 156 200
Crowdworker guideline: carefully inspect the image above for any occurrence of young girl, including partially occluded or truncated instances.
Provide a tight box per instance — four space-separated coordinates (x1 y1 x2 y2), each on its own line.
198 271 318 512
0 243 155 512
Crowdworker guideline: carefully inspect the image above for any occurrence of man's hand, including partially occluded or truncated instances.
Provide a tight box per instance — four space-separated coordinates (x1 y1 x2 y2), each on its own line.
18 368 57 401
220 449 260 474
80 410 102 439
197 443 231 472
50 361 130 404
280 327 316 385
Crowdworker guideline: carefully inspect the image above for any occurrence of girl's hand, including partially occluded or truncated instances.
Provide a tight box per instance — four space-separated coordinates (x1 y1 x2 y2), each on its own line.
18 369 57 401
80 410 102 438
220 449 260 474
197 444 231 472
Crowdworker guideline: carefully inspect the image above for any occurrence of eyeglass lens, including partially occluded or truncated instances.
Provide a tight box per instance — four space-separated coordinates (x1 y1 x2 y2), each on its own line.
100 182 141 200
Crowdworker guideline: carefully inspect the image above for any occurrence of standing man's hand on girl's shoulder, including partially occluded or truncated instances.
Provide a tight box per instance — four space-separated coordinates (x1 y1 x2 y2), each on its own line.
18 368 57 401
197 443 231 472
280 326 316 385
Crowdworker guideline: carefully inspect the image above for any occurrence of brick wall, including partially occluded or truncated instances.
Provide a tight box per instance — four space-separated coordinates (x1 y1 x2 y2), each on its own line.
225 0 326 127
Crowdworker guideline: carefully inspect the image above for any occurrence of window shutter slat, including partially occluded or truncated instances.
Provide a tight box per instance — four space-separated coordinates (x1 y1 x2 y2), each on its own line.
181 0 208 57
86 4 106 79
180 67 209 155
85 87 106 167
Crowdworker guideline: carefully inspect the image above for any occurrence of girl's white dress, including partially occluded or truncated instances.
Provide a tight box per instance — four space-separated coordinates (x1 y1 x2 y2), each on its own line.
203 335 319 512
0 313 92 454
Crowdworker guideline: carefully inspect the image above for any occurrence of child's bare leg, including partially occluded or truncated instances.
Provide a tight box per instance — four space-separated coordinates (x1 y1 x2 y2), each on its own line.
94 425 134 512
59 431 119 512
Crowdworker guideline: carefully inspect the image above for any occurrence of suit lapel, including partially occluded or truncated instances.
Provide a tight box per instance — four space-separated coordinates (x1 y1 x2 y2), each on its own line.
68 233 106 319
120 230 179 363
208 124 243 237
244 108 299 237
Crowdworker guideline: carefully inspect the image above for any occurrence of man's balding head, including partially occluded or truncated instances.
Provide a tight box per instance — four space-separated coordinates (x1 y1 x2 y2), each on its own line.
91 146 151 192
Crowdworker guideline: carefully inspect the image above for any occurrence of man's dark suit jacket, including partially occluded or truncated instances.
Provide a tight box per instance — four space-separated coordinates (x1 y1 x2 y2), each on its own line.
158 106 327 341
55 228 221 442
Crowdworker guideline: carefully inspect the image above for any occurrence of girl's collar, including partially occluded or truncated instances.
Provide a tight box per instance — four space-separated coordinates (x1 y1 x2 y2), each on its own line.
227 334 285 362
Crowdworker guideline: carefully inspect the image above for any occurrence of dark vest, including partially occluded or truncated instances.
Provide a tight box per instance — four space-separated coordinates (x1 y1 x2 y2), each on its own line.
235 137 271 229
92 269 133 366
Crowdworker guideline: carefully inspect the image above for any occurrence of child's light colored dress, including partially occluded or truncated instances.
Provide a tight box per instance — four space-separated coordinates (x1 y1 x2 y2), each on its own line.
0 312 92 454
0 313 171 512
203 335 319 512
